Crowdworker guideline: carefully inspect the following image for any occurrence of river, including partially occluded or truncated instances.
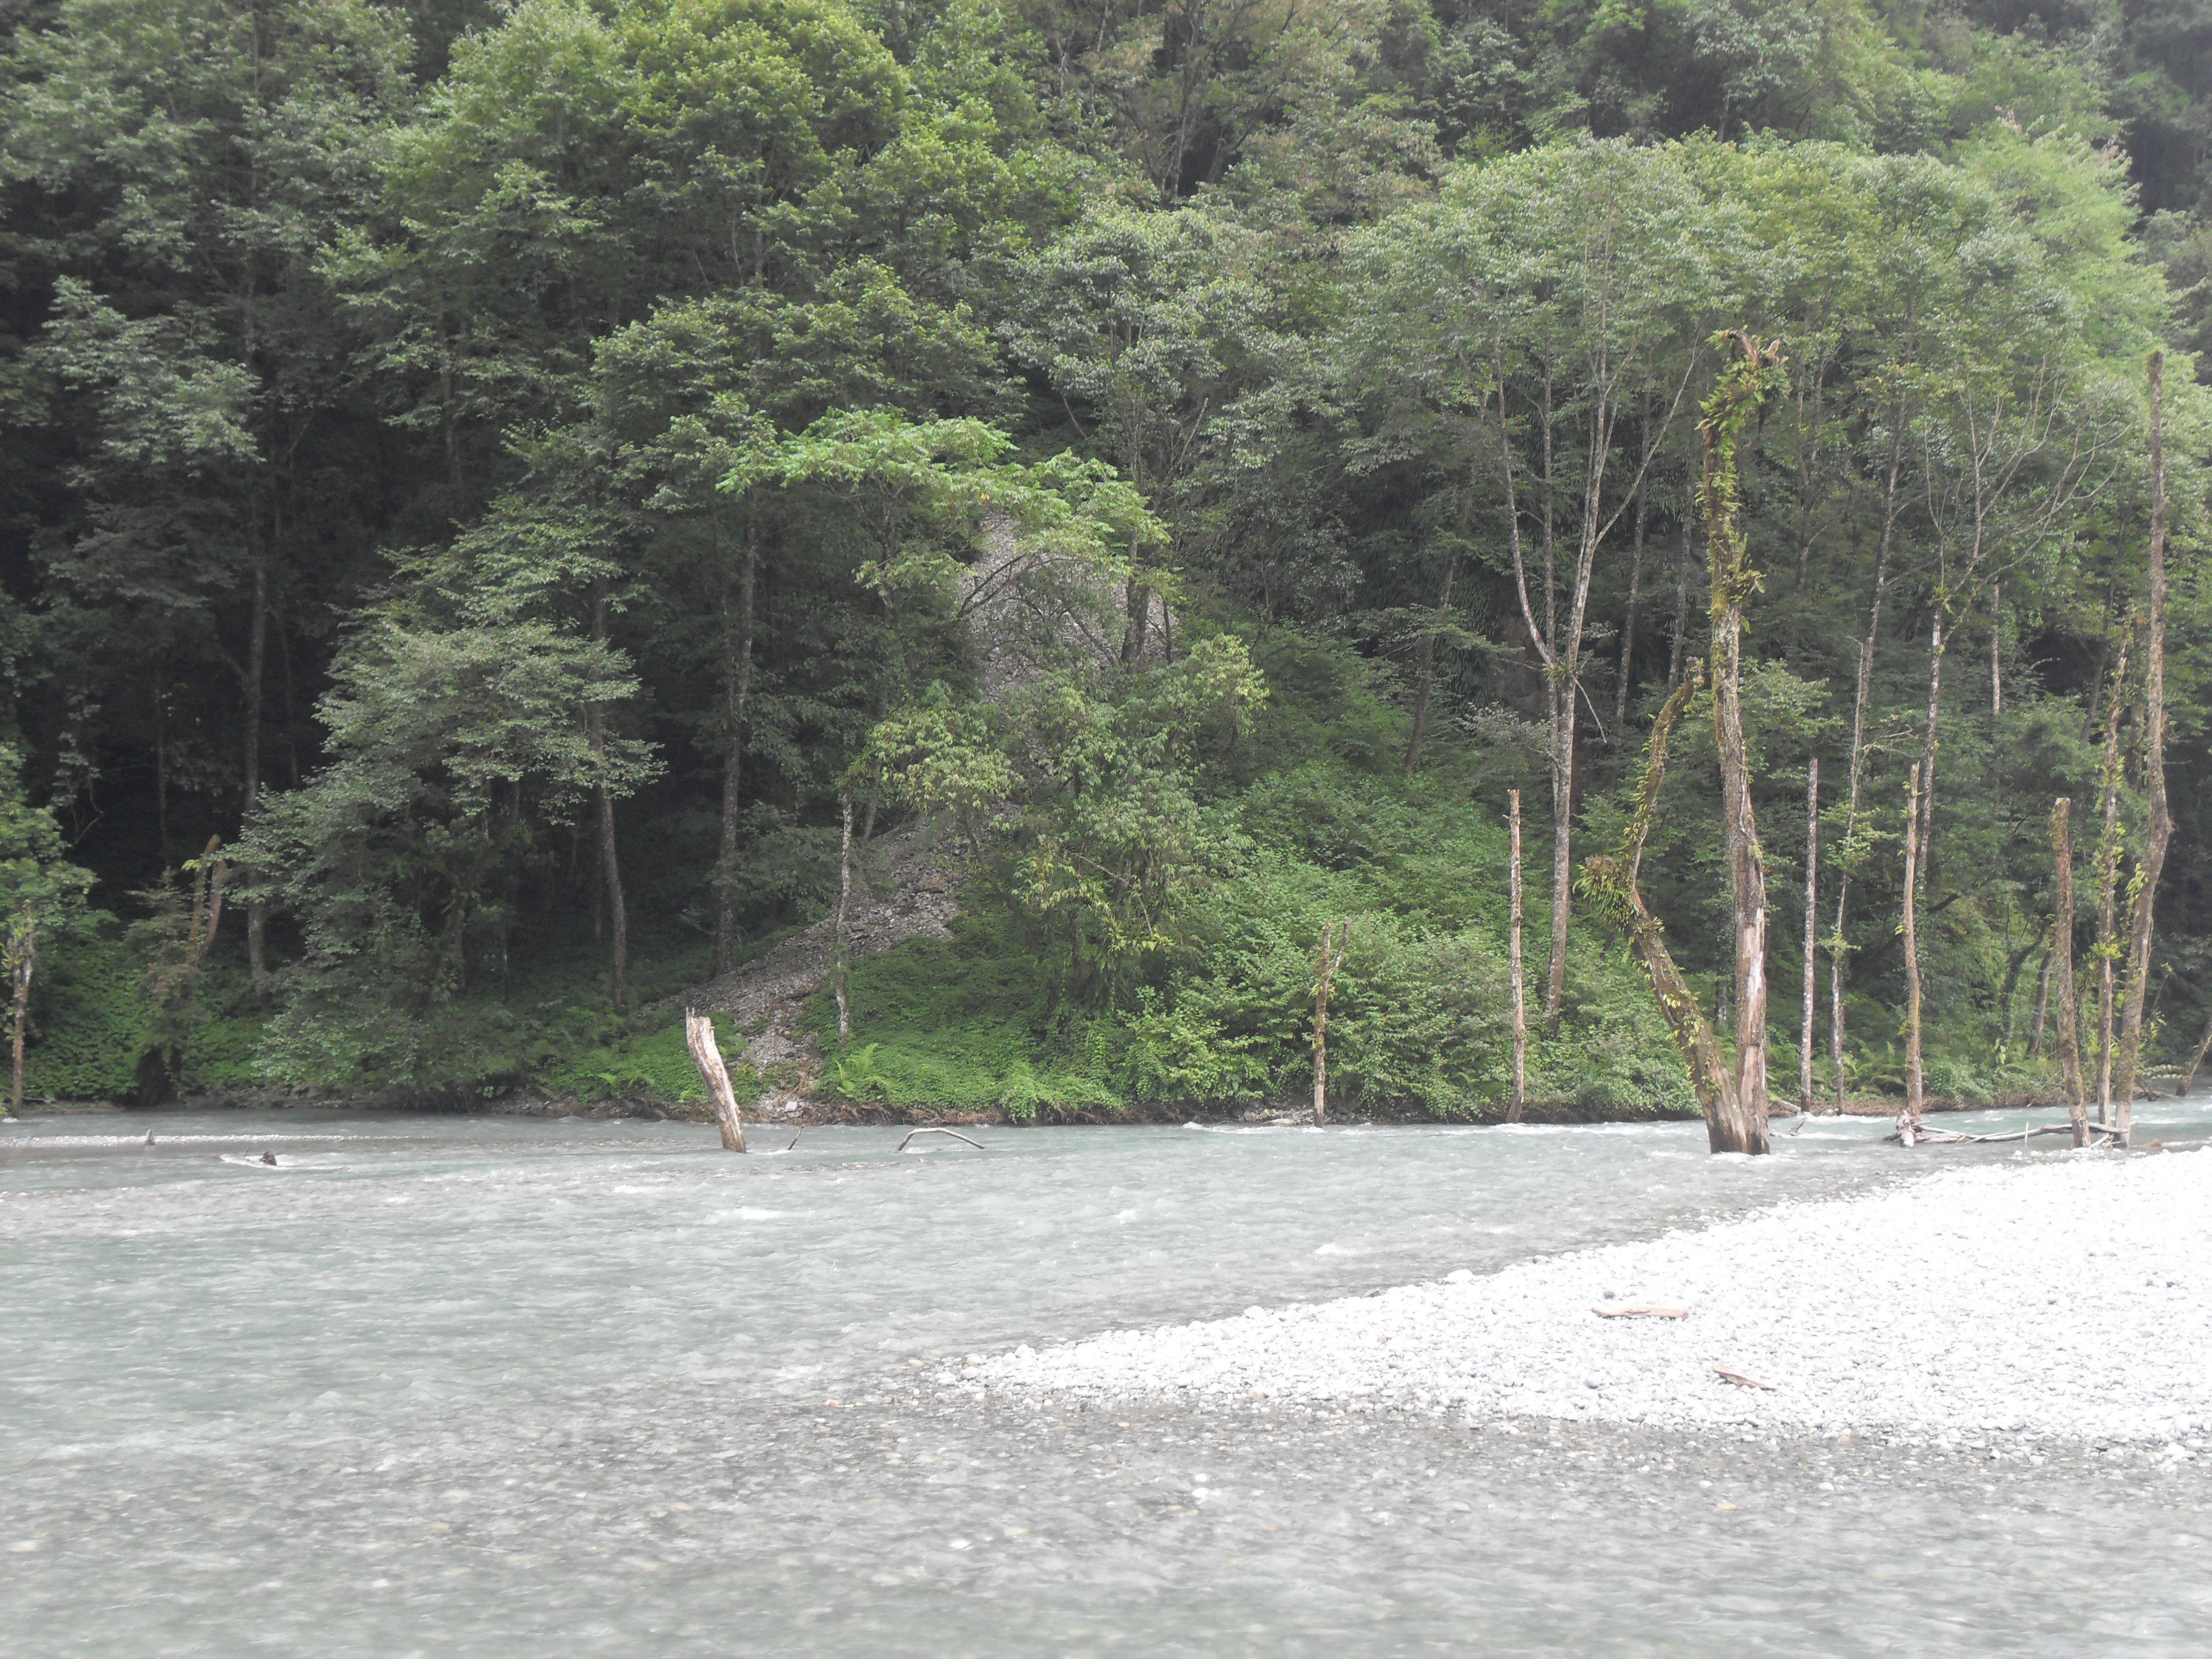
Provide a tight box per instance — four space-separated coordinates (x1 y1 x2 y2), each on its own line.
5 1102 2209 1654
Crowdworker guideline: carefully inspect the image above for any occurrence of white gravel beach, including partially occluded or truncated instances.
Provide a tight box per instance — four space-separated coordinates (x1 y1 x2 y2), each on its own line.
971 1149 2212 1445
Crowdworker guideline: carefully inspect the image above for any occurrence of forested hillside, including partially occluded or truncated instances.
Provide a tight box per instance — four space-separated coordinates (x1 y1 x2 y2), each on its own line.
1 0 2207 1120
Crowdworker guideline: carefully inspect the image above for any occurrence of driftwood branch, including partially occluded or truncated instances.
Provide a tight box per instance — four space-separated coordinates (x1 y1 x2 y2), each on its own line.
1889 1118 2129 1146
897 1126 986 1151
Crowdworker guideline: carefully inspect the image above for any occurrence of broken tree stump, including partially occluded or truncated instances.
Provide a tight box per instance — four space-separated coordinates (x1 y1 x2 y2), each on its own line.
683 1010 747 1153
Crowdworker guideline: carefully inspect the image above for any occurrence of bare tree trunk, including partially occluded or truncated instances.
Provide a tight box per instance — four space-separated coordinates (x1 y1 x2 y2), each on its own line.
2180 1008 2212 1097
2091 650 2128 1126
1900 761 1926 1144
1584 670 1748 1148
683 1011 747 1152
1990 580 2003 720
834 794 853 1041
860 689 888 844
188 837 227 971
244 560 269 998
712 508 759 980
1545 683 1574 1031
153 667 170 867
278 611 301 789
589 590 628 1008
595 779 626 1008
1614 475 1648 728
1701 335 1778 1149
1827 414 1903 1112
1915 613 1943 897
1666 488 1691 689
8 916 33 1116
1311 921 1346 1124
2050 799 2086 1138
2113 351 2171 1138
591 845 604 942
1494 345 1689 1034
1508 790 1527 1122
2030 945 2053 1060
1120 574 1152 666
1799 758 1818 1112
1403 551 1457 778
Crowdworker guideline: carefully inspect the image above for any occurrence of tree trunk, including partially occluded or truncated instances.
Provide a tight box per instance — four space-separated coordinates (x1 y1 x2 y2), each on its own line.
1312 921 1345 1124
2179 1007 2212 1098
2113 351 2171 1138
278 612 301 789
153 667 170 867
8 916 33 1116
1827 413 1903 1111
2050 798 2086 1138
712 509 759 980
188 837 227 971
1120 574 1151 666
2030 945 2053 1060
1495 343 1683 1032
1614 474 1648 728
1545 688 1574 1031
834 793 853 1041
2091 649 2128 1125
1899 761 1926 1144
1915 613 1944 897
590 591 628 1008
1989 580 2003 721
1701 334 1777 1148
1403 551 1457 778
1584 670 1750 1150
595 778 626 1008
683 1011 747 1152
1799 758 1818 1113
1508 790 1527 1122
1666 480 1692 689
245 560 269 998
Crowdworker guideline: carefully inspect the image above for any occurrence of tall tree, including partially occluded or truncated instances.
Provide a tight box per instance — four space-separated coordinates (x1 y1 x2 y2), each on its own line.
4 0 412 981
2111 351 2173 1135
1698 330 1784 1152
1348 139 1715 1026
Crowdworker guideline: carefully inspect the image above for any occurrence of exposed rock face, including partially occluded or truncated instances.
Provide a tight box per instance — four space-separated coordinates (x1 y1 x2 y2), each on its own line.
654 826 967 1103
655 514 1151 1111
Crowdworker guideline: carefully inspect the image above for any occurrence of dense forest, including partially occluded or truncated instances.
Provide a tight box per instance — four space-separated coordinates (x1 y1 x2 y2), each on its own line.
1 0 2208 1125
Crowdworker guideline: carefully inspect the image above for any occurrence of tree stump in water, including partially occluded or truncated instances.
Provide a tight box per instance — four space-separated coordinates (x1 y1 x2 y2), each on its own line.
684 1010 747 1153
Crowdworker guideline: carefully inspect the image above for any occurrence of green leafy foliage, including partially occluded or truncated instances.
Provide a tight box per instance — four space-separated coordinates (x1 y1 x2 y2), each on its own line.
815 637 1697 1119
20 927 143 1102
3 0 2210 1120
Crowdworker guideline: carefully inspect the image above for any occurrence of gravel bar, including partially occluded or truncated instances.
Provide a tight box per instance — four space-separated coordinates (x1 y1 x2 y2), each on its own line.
971 1150 2212 1444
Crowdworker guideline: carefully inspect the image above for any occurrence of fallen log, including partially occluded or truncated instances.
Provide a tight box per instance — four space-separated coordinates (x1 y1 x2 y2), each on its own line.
1593 1306 1689 1320
1888 1119 2130 1147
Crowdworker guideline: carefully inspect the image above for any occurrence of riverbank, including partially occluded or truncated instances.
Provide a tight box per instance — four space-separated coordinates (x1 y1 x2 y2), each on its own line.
970 1148 2212 1446
12 1082 2122 1129
0 1090 2037 1129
